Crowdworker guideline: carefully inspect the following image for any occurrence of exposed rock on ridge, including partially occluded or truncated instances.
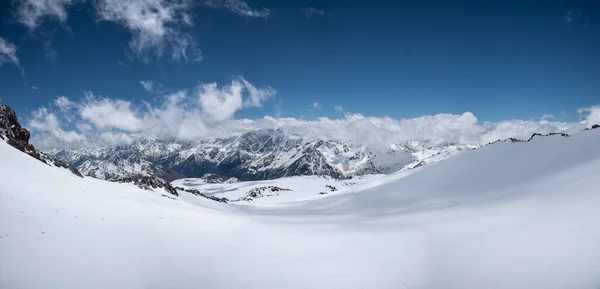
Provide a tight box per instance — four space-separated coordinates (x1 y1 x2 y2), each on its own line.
1 104 83 178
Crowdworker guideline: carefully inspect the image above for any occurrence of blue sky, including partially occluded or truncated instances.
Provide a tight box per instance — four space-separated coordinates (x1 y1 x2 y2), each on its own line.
0 0 599 148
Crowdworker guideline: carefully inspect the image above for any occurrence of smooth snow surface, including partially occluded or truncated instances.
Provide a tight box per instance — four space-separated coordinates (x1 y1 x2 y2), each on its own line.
2 131 600 289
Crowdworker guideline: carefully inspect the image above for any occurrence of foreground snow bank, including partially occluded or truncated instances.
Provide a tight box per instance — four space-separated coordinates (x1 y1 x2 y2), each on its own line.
2 130 600 289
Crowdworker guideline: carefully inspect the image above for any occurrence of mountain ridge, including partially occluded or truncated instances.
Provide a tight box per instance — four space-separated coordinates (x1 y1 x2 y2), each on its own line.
46 128 477 181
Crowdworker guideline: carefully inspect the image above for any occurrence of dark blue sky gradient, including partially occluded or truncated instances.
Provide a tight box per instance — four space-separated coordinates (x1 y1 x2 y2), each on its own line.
0 0 598 121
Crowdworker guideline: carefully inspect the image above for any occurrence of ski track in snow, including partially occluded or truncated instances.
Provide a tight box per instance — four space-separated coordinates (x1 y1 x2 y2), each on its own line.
2 130 600 288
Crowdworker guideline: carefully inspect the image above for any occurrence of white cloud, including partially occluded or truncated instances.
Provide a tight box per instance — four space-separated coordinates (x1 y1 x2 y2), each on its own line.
95 0 201 62
0 37 23 73
302 7 325 18
241 78 276 107
12 0 201 63
140 80 155 92
199 77 273 121
29 107 87 147
198 81 244 121
205 0 270 18
76 122 93 132
334 105 343 113
14 0 78 30
312 102 321 109
578 105 600 128
53 96 74 111
99 131 134 145
28 77 276 147
27 80 598 150
80 96 143 131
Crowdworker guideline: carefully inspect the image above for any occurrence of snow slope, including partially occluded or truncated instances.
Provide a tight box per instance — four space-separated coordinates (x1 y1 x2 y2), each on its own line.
172 174 385 205
2 129 600 289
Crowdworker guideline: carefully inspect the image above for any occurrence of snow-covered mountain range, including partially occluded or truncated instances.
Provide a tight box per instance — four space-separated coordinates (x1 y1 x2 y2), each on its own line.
3 115 600 289
45 129 478 181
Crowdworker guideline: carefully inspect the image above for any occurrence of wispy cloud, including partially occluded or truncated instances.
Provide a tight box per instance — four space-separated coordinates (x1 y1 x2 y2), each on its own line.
274 100 282 118
334 105 343 113
13 0 202 63
96 0 201 62
565 10 574 23
577 106 600 128
0 37 23 74
541 114 554 121
14 0 78 30
116 60 130 69
54 95 74 111
312 102 321 109
205 0 270 18
140 80 155 92
302 7 325 18
565 9 589 26
242 78 275 107
29 107 88 144
41 31 59 61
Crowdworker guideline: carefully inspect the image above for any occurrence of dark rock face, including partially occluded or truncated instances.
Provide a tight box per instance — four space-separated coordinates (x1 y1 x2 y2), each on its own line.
585 124 600 131
234 186 291 202
183 188 228 203
109 176 179 196
1 105 83 178
0 105 39 159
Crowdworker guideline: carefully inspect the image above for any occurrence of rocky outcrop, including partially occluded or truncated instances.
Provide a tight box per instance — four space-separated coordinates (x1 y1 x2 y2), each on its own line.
234 186 291 202
109 176 179 196
0 105 39 159
1 104 83 178
183 188 228 203
487 132 570 145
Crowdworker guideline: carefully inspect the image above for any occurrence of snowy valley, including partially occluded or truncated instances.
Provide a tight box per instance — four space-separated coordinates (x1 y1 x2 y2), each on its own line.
2 104 600 288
